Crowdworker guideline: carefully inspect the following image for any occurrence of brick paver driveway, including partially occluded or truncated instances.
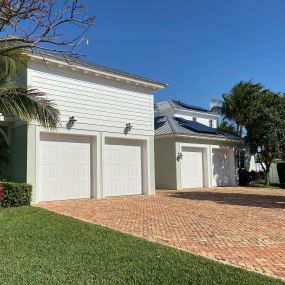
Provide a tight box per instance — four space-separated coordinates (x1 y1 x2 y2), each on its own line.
39 187 285 279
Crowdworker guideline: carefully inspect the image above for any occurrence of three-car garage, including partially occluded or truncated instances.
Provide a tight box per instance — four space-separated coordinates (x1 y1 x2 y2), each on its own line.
38 135 236 202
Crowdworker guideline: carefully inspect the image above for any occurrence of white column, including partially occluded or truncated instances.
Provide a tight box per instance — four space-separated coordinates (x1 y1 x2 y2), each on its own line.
228 148 237 186
208 146 213 188
91 135 102 199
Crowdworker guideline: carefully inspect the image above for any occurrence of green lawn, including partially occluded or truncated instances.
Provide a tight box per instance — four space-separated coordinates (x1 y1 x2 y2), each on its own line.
0 207 283 285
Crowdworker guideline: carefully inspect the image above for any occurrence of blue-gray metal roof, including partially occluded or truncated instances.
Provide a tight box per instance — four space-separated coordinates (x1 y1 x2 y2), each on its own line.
172 100 212 113
154 115 242 141
155 100 215 114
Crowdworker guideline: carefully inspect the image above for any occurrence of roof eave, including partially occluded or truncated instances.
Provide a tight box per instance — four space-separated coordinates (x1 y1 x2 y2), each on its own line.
155 133 244 143
28 52 167 91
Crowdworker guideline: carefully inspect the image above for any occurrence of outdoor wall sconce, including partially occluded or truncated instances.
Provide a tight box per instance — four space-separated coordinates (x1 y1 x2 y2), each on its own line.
124 123 133 134
69 116 77 126
66 116 77 129
177 152 183 160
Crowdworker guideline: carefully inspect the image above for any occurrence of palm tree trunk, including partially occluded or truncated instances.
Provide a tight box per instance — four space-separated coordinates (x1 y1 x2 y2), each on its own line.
236 124 240 136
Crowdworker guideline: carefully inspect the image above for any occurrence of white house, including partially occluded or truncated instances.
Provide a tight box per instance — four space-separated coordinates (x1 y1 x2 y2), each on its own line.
7 53 166 203
154 100 243 189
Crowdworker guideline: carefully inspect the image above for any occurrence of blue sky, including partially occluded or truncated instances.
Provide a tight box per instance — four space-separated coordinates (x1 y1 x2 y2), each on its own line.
79 0 285 109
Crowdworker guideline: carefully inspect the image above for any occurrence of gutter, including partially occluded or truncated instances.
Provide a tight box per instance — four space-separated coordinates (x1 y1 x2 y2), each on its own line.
154 133 244 144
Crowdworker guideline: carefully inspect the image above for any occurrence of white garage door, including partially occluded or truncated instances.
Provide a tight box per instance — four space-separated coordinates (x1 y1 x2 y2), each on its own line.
104 139 142 196
212 148 230 187
181 147 204 188
39 134 91 202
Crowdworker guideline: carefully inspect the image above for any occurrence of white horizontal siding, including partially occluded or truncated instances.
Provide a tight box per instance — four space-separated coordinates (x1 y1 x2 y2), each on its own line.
27 63 155 136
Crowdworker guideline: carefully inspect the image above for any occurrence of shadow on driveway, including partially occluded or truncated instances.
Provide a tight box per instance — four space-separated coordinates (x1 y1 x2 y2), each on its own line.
169 191 285 209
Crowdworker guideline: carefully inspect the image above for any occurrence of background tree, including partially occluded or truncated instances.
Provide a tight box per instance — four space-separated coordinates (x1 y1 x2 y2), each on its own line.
211 81 263 136
217 120 237 134
213 80 285 186
245 90 285 186
0 0 96 58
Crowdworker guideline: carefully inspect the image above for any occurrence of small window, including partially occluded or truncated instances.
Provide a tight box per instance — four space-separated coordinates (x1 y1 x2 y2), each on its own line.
193 117 197 122
209 120 213 127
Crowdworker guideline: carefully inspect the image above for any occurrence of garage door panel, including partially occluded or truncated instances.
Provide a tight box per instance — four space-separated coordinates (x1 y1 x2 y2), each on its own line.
212 149 230 187
39 134 91 202
104 141 142 197
181 147 204 188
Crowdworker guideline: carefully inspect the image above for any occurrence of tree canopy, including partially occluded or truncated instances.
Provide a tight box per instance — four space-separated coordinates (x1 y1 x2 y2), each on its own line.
245 90 285 185
217 120 237 134
212 81 263 136
0 0 96 58
212 80 285 186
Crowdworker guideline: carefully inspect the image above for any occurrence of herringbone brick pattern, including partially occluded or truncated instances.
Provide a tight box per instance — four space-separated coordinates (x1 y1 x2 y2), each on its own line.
39 187 285 278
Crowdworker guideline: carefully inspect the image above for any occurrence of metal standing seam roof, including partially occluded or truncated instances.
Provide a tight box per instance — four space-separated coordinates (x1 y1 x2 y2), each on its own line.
154 115 243 141
154 100 216 114
170 100 214 113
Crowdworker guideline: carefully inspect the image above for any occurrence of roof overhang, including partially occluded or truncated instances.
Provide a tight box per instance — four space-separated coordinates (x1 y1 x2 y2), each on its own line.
28 52 167 91
155 133 244 144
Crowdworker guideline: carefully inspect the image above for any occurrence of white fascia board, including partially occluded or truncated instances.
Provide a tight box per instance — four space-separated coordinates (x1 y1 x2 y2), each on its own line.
155 134 244 144
28 54 166 91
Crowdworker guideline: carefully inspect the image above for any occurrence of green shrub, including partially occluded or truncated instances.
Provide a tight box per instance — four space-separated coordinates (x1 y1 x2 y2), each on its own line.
0 183 4 206
1 182 32 208
277 162 285 184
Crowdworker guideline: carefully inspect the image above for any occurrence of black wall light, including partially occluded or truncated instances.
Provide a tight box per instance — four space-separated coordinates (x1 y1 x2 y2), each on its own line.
66 116 77 129
177 152 183 160
69 116 77 126
124 123 133 134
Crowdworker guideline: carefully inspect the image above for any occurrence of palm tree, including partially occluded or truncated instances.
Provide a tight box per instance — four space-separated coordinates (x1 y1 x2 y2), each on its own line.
211 81 263 137
217 120 237 134
0 49 60 128
0 48 60 173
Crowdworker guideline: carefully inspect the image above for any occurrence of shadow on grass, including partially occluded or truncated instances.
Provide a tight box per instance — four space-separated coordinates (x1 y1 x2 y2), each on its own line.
169 191 285 209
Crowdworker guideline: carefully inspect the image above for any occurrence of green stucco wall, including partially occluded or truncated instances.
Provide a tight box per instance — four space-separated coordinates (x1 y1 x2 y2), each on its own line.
26 125 36 191
7 124 36 189
175 141 182 189
8 124 28 182
154 137 177 189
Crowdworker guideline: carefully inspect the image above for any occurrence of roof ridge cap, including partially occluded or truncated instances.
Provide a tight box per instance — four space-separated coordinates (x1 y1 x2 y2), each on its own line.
165 115 178 134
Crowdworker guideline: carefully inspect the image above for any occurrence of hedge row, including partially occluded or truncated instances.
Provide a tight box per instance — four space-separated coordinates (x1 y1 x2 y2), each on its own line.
0 182 32 208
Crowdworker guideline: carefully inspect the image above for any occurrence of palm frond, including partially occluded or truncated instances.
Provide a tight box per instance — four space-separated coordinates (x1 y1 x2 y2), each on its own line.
0 87 60 129
210 98 222 114
0 48 27 84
